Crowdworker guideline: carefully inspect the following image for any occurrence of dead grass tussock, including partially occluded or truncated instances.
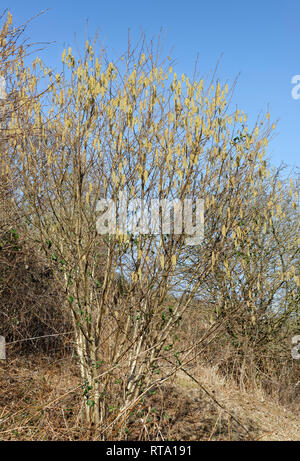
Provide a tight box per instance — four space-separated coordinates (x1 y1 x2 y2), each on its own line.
173 364 300 441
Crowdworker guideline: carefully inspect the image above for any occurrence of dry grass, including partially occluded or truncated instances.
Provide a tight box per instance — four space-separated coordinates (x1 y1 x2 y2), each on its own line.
0 352 299 441
173 365 300 441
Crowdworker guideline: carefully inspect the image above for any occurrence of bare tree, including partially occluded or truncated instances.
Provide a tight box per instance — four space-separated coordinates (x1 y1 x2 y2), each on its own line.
7 33 278 431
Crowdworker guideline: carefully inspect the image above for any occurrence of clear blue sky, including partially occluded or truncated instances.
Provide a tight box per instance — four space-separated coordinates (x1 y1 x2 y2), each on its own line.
5 0 300 168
